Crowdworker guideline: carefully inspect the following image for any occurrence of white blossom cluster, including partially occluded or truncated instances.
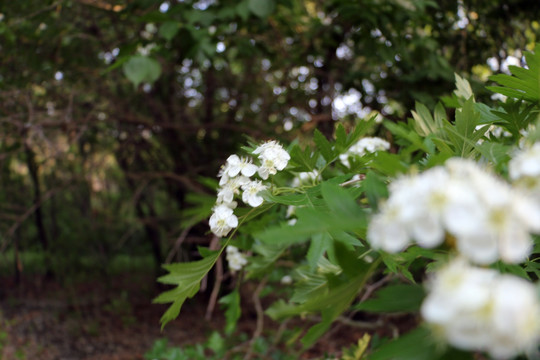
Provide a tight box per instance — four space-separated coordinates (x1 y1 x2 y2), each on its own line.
367 158 540 264
284 170 322 226
339 137 390 167
209 141 290 237
509 142 540 197
291 170 321 187
225 245 248 272
422 258 540 359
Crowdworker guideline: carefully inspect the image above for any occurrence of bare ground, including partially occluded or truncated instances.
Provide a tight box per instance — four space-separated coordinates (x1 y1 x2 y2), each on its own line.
0 273 415 360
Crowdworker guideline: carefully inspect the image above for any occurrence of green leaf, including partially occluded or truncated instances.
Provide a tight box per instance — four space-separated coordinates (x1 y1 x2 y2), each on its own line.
369 327 437 360
291 267 328 303
289 144 318 172
154 250 220 328
255 207 326 245
219 289 241 335
302 310 333 347
207 331 225 356
487 44 540 103
248 0 275 18
335 118 376 153
321 182 363 219
261 191 310 206
384 120 430 153
306 232 332 269
335 124 348 149
267 258 378 347
410 102 450 138
256 205 366 246
475 141 511 165
236 0 250 21
159 21 180 41
122 55 162 88
443 98 483 157
333 240 361 277
453 73 474 100
246 242 286 279
314 128 335 162
368 152 409 176
354 284 425 313
361 171 388 210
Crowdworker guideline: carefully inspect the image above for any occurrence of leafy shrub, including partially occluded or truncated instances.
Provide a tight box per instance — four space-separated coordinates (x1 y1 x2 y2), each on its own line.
155 45 540 359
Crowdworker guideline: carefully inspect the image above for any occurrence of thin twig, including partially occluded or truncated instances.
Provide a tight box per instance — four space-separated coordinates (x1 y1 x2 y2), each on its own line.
1 188 61 253
359 274 394 303
340 174 366 187
244 276 268 360
165 226 192 264
205 236 222 319
336 316 384 329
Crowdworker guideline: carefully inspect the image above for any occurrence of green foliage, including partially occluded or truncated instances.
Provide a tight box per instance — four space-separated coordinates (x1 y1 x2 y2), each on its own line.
153 50 540 359
4 1 540 359
123 55 162 88
354 284 425 313
218 289 241 335
144 334 298 360
154 250 221 328
248 0 275 18
488 44 540 103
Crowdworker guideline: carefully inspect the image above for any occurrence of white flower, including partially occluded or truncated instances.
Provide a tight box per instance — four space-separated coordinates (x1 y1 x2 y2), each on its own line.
241 180 267 207
226 245 248 272
218 163 231 186
225 154 258 177
291 170 321 187
280 275 293 285
367 158 540 264
217 176 250 204
489 275 540 359
340 137 390 167
137 43 156 56
421 258 540 359
367 204 411 253
209 205 238 237
253 141 290 179
509 142 540 195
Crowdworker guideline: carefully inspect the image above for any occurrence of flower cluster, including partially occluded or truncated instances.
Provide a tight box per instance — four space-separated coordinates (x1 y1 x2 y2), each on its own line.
291 170 321 187
421 258 540 359
339 137 390 167
209 141 290 237
253 140 291 179
367 158 540 264
509 141 540 196
225 245 248 272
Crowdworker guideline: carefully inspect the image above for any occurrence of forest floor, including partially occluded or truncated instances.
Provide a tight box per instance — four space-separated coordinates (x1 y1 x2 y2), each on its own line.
0 272 415 360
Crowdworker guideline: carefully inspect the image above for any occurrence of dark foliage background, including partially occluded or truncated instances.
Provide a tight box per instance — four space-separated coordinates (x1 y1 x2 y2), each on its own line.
1 0 539 279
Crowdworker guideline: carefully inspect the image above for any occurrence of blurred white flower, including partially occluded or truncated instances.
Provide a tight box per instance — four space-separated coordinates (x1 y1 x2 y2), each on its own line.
141 23 157 39
340 137 390 167
280 275 293 285
510 142 540 180
241 180 267 207
137 43 156 56
209 205 238 237
367 214 409 252
509 142 540 198
367 158 540 264
422 258 540 359
226 245 247 272
292 170 321 187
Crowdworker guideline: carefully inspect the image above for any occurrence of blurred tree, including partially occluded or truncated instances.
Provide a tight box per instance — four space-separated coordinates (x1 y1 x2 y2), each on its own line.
0 0 539 277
